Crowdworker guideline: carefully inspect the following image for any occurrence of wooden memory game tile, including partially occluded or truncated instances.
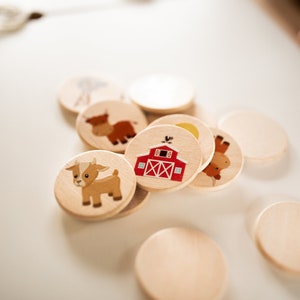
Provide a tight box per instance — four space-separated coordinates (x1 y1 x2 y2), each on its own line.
149 114 215 172
135 227 227 300
190 128 243 191
54 150 136 221
128 74 195 114
76 100 148 153
125 124 203 192
254 200 300 275
219 110 288 161
58 75 123 114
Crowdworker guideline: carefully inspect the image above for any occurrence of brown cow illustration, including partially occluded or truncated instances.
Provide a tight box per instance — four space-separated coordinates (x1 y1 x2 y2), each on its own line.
203 135 231 180
66 158 122 207
86 113 136 145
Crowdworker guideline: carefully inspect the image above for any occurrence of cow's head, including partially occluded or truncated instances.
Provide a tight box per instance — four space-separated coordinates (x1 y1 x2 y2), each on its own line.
86 114 109 126
85 113 113 136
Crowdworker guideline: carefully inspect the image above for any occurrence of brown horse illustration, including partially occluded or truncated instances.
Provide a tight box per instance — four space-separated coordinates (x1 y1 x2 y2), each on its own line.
203 135 231 180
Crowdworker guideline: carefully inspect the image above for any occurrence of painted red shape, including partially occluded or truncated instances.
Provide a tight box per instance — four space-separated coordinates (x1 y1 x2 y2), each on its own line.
134 144 186 181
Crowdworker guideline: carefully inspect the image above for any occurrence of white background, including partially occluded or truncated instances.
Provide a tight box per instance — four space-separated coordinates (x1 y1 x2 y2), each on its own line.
1 0 300 299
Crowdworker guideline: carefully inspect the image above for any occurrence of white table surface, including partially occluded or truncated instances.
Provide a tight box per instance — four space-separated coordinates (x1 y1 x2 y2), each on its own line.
1 0 300 299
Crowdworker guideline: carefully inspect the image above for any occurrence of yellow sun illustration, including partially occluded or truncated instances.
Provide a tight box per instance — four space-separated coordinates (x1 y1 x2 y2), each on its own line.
176 123 199 139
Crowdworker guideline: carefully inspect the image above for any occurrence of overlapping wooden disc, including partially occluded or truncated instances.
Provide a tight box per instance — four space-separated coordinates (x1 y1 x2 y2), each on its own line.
115 186 150 218
190 128 243 191
76 100 148 153
145 103 217 127
135 227 227 300
54 150 136 221
57 75 123 113
254 201 300 275
149 114 215 172
219 110 288 161
124 125 203 192
128 74 195 113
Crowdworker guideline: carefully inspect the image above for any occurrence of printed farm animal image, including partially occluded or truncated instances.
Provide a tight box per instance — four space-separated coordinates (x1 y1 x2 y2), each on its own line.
86 113 137 145
66 158 122 207
203 135 231 181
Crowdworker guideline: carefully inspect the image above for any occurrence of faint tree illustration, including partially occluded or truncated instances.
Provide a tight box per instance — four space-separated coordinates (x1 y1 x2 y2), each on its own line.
75 77 107 106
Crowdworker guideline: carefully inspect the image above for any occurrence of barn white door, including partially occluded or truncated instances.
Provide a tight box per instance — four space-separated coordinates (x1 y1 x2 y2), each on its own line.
144 159 174 179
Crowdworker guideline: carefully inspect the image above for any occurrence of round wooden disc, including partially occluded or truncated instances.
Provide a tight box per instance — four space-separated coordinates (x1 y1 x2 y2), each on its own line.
124 125 203 192
145 103 217 127
115 186 150 218
149 114 215 172
128 74 195 114
76 100 148 153
54 150 136 221
219 110 288 161
189 128 243 191
57 75 123 114
135 227 227 300
254 201 300 275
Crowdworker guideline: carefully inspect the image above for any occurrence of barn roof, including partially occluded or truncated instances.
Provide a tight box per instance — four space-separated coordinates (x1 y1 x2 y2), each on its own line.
136 143 188 164
136 144 178 157
150 143 180 152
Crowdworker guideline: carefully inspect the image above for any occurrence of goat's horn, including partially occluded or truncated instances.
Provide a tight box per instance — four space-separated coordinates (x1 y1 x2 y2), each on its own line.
91 157 96 164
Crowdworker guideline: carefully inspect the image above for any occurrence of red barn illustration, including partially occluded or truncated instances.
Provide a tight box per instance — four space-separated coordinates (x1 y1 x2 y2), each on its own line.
134 144 187 181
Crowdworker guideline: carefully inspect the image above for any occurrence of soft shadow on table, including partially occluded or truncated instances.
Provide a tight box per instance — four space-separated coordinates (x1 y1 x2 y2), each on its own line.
257 254 300 299
242 149 291 180
58 104 77 128
58 208 195 274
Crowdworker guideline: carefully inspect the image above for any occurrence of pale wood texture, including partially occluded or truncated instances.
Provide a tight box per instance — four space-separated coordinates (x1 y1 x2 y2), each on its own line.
135 227 227 300
245 194 296 239
124 124 202 192
219 110 288 161
144 103 217 127
54 150 136 221
116 186 150 218
190 128 243 191
254 201 300 275
149 114 215 172
57 75 123 114
76 100 148 153
128 74 195 114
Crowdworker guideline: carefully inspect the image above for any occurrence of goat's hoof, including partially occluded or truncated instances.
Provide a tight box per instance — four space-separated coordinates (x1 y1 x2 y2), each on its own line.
93 203 102 208
112 141 118 145
120 140 127 144
108 193 113 196
82 201 91 206
113 196 122 201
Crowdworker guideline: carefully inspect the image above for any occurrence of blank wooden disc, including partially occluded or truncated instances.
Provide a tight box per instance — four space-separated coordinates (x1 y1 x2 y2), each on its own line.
135 227 227 300
124 125 202 192
149 114 215 172
57 75 123 114
54 150 136 221
144 103 216 127
219 110 288 161
128 74 195 114
254 201 300 275
190 128 243 191
76 100 148 153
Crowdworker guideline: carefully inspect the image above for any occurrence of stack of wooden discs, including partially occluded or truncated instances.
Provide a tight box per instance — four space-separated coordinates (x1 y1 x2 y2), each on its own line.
54 73 293 299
